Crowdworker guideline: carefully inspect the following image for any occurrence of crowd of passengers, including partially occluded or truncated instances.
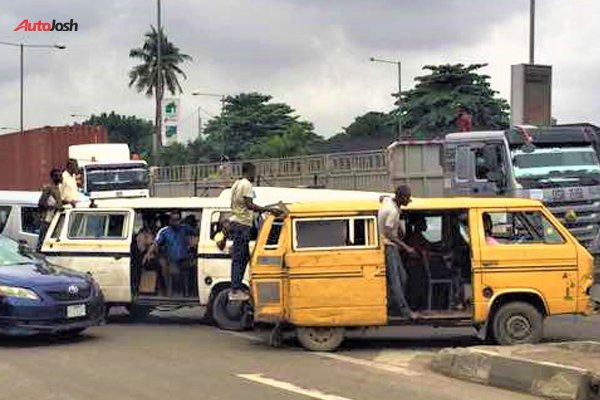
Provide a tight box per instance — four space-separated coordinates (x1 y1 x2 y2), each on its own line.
132 211 200 297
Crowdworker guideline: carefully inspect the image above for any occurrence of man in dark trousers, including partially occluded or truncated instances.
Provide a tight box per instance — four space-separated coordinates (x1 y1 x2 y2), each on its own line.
228 162 281 301
378 185 417 319
37 168 64 251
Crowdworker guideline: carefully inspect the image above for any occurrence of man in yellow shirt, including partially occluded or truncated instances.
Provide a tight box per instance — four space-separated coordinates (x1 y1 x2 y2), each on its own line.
228 162 280 301
60 158 80 206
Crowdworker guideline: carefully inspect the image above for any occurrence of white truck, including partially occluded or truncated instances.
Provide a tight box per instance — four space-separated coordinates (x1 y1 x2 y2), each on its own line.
68 144 149 199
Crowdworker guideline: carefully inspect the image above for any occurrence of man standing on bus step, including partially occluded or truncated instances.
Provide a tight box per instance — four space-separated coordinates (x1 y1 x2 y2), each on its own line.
228 162 281 301
37 168 64 251
378 185 417 319
61 158 80 207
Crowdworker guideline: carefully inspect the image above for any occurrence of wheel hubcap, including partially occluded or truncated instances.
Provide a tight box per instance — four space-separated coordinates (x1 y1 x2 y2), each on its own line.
505 314 531 340
307 328 337 344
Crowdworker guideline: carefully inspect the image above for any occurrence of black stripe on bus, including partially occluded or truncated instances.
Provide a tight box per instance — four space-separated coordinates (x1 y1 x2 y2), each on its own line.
42 252 231 260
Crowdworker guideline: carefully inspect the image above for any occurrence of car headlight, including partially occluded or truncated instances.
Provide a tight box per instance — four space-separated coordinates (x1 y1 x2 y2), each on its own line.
0 285 40 301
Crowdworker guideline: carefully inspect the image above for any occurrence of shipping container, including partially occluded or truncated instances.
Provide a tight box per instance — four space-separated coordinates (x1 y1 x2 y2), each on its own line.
0 125 107 191
387 139 444 197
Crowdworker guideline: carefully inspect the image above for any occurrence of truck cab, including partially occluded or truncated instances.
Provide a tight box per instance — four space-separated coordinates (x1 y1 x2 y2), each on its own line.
69 143 149 199
444 126 600 260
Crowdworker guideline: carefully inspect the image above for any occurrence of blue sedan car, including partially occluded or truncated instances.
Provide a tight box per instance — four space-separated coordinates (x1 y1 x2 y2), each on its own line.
0 236 104 336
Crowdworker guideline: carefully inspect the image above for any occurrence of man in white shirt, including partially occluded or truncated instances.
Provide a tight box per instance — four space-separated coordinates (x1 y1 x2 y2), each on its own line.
378 185 416 319
60 158 80 206
228 162 281 301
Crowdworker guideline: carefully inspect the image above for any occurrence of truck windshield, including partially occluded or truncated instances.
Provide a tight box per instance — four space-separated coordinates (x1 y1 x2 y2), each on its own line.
86 166 149 193
512 146 600 186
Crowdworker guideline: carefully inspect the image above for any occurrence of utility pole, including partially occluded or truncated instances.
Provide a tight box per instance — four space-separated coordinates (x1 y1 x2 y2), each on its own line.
154 0 162 162
529 0 535 64
20 44 23 135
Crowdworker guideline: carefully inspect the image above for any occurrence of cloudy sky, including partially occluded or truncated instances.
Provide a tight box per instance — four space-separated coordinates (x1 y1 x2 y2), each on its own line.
0 0 598 142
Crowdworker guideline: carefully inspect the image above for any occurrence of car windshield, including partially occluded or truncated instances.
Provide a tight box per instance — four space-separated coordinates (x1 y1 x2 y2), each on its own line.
0 237 32 266
512 146 600 183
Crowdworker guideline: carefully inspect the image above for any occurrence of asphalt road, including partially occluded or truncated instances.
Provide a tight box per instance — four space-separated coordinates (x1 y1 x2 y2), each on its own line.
0 309 598 400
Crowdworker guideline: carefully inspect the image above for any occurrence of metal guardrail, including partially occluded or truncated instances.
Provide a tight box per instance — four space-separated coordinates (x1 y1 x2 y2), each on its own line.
152 150 389 183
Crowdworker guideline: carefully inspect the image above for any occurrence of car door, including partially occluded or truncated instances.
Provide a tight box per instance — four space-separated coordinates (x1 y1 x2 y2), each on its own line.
476 207 578 318
42 208 135 303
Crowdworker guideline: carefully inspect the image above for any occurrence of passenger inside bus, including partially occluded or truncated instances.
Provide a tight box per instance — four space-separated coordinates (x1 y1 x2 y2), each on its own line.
403 211 471 312
132 209 200 298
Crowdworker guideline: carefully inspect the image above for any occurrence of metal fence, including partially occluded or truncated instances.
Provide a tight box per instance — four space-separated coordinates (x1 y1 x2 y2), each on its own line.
150 143 444 198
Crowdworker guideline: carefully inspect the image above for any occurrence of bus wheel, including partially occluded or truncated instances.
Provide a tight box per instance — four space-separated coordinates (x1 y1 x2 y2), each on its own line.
126 305 152 321
492 302 543 345
297 327 345 352
213 289 246 331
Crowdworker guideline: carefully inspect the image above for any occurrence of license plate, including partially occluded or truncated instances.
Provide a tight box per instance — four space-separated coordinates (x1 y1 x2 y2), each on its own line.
67 304 86 319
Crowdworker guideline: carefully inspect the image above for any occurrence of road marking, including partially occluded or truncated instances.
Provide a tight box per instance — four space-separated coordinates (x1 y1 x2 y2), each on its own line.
316 352 420 376
373 350 430 366
223 331 264 342
224 330 421 376
238 373 355 400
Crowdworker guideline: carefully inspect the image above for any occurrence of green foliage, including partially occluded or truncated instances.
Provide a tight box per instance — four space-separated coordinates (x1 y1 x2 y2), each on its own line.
84 112 153 159
401 63 509 138
202 92 317 160
243 122 318 159
343 111 397 138
128 26 192 97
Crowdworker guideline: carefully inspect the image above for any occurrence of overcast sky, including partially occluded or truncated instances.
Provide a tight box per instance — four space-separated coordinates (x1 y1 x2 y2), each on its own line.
0 0 599 142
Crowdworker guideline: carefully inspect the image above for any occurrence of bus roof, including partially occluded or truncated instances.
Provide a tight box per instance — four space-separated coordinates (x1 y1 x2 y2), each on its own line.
218 186 388 206
82 197 230 209
287 196 544 214
0 190 40 205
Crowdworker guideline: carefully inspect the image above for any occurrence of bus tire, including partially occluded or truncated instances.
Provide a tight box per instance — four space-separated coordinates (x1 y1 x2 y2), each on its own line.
492 302 543 345
213 289 246 331
126 305 152 321
296 327 345 352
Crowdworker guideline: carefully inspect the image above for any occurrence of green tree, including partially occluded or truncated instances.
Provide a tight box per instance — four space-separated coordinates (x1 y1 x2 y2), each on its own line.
202 92 318 160
343 111 396 138
158 142 190 166
243 122 318 159
84 112 154 159
400 63 509 138
128 26 192 150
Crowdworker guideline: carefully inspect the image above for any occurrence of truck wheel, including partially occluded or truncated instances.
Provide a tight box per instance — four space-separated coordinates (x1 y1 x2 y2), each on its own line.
212 289 247 331
492 302 543 345
296 327 345 352
126 305 152 321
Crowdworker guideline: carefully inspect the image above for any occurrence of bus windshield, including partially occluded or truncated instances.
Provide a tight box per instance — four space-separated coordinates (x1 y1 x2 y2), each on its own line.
512 146 600 186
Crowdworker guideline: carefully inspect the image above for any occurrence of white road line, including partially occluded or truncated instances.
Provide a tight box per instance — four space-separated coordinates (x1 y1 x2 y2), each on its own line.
238 373 355 400
316 352 420 376
224 330 421 376
222 330 264 342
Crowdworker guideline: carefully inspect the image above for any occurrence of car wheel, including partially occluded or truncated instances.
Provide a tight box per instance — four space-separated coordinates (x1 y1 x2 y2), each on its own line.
213 289 247 331
59 328 86 338
492 302 543 345
296 327 345 352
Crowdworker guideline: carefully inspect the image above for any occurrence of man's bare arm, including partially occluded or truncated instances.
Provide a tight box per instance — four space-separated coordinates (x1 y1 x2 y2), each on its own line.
383 225 414 254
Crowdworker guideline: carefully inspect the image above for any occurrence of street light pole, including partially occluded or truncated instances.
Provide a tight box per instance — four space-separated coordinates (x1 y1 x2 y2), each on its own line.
0 41 65 135
370 57 402 139
192 91 227 157
529 0 535 64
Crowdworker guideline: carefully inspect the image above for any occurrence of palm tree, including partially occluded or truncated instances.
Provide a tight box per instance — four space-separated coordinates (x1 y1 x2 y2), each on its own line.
129 26 192 152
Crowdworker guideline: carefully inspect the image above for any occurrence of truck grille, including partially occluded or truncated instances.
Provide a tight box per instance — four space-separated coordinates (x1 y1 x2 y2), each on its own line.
546 199 600 247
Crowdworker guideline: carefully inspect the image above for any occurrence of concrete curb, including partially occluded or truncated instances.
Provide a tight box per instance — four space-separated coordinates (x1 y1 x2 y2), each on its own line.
431 347 600 400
